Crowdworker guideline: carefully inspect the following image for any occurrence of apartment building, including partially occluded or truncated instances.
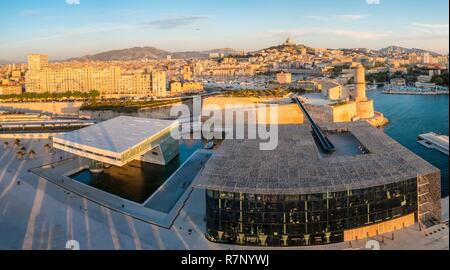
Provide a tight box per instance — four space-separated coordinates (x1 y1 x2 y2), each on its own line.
25 54 167 97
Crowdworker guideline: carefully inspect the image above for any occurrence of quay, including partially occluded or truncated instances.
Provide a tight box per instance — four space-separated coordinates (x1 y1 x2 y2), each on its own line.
383 90 449 95
418 132 449 156
383 85 449 95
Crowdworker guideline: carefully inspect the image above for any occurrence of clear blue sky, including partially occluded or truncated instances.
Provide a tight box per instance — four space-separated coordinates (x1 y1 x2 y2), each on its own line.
0 0 448 61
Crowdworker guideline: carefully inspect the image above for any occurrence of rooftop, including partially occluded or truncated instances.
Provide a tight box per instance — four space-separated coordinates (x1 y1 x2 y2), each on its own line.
194 121 439 194
52 116 178 154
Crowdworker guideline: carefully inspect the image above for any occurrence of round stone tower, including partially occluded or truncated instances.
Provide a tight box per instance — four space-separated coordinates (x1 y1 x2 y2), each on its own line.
354 63 374 119
354 63 367 102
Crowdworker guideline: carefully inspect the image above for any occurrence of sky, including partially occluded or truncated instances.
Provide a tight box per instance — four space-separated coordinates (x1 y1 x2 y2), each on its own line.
0 0 448 62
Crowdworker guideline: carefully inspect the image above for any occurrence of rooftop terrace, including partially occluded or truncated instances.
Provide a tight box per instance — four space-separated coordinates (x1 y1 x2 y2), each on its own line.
195 121 439 194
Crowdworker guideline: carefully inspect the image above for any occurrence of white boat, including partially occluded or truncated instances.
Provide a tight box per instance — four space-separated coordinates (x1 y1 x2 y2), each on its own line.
417 132 449 156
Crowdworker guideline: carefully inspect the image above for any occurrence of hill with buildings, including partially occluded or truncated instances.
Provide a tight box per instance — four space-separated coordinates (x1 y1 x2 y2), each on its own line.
171 48 241 59
67 47 241 61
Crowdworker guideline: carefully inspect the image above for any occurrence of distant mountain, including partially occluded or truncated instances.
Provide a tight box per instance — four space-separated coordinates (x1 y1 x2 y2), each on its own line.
378 46 440 56
67 47 242 61
208 48 240 54
61 44 446 62
0 60 12 65
171 48 241 59
67 47 170 61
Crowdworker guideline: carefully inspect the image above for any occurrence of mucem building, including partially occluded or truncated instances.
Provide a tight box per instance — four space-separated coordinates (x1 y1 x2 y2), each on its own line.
195 121 441 247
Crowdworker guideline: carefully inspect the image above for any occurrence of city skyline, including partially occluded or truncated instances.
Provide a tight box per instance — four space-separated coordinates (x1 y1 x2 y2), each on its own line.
0 0 449 62
0 0 448 255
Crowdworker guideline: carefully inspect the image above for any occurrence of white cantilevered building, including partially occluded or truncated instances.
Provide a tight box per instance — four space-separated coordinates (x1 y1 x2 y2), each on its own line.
52 116 179 171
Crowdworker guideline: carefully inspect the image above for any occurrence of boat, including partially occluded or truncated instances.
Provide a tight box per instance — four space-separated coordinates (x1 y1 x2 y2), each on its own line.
366 84 378 91
417 132 449 156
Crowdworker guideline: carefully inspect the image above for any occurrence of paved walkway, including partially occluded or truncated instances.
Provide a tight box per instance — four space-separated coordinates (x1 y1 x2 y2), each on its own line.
0 139 448 250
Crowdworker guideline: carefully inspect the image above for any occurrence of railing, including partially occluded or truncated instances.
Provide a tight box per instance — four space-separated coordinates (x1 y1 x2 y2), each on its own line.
293 97 335 154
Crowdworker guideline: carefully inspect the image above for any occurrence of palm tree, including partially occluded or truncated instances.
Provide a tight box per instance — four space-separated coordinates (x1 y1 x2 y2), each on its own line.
44 143 51 152
20 146 27 152
3 141 8 149
14 140 20 149
16 151 24 160
28 150 36 160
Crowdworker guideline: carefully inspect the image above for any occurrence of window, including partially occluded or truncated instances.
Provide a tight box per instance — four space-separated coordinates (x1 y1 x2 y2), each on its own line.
205 178 418 246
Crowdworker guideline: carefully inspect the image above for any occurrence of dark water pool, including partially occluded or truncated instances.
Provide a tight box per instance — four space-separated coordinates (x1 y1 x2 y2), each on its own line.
70 139 214 203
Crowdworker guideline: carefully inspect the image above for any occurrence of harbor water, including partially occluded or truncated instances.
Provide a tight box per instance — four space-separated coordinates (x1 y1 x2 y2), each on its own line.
368 89 449 197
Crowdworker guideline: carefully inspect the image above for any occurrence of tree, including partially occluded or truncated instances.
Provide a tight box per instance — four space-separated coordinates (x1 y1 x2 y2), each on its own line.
28 150 36 160
14 140 20 149
3 142 8 149
431 76 444 86
374 62 386 68
89 90 100 99
44 143 51 152
431 72 449 87
16 151 25 160
1 89 101 101
366 72 389 83
330 65 350 77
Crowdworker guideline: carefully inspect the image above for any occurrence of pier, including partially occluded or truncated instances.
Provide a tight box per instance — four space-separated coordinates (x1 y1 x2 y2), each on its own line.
417 132 449 156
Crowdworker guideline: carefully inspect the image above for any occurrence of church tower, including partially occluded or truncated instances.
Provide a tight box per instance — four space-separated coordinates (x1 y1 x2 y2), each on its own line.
284 36 294 46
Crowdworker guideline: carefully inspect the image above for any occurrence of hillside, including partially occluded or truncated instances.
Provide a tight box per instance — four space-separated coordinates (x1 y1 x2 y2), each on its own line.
379 46 440 56
67 47 241 61
67 47 170 61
